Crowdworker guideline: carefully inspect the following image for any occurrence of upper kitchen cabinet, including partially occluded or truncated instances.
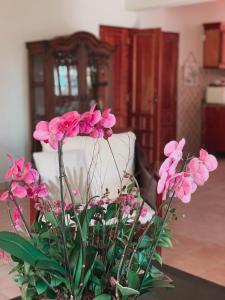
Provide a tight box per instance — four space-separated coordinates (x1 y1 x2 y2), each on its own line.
27 31 114 152
203 22 225 68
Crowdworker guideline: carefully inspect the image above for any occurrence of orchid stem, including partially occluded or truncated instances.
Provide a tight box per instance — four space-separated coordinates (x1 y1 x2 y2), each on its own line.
58 141 74 296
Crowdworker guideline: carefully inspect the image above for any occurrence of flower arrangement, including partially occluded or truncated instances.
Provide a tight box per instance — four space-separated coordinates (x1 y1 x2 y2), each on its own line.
0 105 217 300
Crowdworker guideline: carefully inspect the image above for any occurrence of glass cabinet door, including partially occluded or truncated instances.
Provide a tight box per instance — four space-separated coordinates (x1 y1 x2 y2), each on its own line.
31 54 45 126
53 51 80 115
86 53 112 110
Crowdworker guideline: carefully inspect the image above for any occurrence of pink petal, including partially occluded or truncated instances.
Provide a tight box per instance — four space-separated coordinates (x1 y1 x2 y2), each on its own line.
90 128 104 138
181 194 191 203
11 183 27 199
0 191 9 201
164 141 178 157
157 172 168 194
33 121 49 141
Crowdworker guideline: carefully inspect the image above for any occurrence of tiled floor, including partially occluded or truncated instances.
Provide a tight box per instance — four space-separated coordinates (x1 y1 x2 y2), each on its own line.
163 159 225 287
0 160 224 299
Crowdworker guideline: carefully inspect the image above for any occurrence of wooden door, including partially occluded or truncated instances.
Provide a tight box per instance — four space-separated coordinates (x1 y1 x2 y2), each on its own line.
100 25 130 129
158 32 178 158
131 29 162 167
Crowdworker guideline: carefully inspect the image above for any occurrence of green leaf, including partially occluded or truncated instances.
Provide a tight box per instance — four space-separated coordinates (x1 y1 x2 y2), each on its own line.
36 279 47 295
44 212 59 227
138 235 152 249
106 244 115 263
158 236 173 248
153 252 162 265
0 231 48 265
35 259 66 276
74 249 83 293
51 274 70 289
94 259 106 273
116 282 139 297
128 270 140 290
93 294 111 300
105 203 117 221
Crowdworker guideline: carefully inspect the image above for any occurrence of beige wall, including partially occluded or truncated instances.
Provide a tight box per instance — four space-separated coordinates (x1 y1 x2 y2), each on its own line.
0 0 225 179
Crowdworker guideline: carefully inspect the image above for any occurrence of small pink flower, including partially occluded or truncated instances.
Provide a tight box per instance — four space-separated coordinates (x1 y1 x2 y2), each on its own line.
140 207 148 218
199 149 218 172
187 158 209 186
60 111 80 137
171 173 196 203
33 117 64 150
79 105 102 135
164 138 185 159
99 108 116 128
5 155 25 180
11 182 27 199
27 183 48 200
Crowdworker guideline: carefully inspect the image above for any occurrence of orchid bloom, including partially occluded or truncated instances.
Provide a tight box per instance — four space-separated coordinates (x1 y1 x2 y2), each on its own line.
0 181 27 201
33 117 65 150
33 106 116 149
99 108 116 128
79 104 102 135
157 138 218 203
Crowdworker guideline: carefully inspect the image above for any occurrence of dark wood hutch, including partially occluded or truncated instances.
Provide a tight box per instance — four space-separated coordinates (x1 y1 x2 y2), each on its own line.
27 31 114 153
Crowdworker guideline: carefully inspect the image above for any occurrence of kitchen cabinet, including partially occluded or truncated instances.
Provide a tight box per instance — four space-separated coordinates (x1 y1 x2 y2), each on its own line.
202 104 225 152
203 22 225 68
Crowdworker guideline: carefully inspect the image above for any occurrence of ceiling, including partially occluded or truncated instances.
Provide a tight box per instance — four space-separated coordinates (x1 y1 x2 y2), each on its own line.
126 0 215 10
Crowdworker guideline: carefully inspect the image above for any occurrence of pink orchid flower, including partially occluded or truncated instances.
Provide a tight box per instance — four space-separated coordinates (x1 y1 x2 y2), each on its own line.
79 105 102 135
199 149 218 172
5 155 39 184
5 155 25 180
187 158 209 186
27 183 48 200
60 111 80 137
164 138 185 160
171 173 197 203
0 182 27 201
140 207 148 218
99 108 116 128
33 117 64 150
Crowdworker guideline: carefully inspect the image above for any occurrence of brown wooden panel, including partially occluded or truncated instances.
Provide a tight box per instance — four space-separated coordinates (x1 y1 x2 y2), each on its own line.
158 32 179 158
204 29 220 67
100 25 130 129
202 105 225 152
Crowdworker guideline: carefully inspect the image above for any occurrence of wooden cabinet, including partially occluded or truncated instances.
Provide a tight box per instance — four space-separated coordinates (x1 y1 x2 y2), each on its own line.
27 32 114 152
100 26 179 166
203 22 225 68
202 104 225 152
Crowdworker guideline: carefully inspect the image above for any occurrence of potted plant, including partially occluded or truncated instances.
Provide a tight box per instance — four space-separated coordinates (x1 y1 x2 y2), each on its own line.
0 105 217 299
